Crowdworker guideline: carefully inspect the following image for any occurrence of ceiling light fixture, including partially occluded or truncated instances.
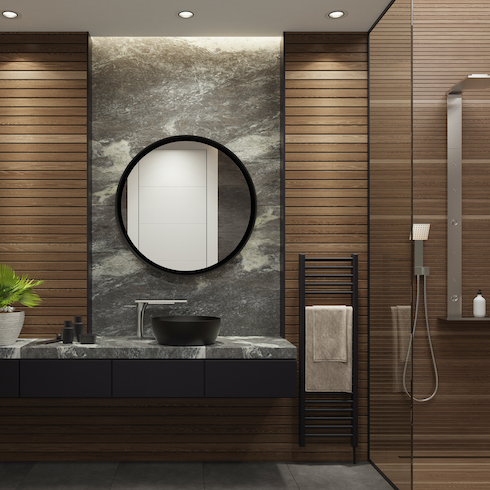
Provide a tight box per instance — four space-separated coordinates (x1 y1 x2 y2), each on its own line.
178 11 194 19
2 10 19 19
327 10 346 19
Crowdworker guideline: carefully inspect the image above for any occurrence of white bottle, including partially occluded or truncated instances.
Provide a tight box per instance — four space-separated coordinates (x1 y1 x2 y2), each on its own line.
473 290 486 318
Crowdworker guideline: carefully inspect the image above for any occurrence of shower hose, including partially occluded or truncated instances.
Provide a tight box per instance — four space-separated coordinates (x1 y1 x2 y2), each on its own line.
402 274 439 402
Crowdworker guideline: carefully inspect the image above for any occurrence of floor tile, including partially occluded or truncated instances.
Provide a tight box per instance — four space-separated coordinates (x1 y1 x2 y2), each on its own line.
0 462 34 489
203 462 299 490
287 462 394 490
111 462 204 489
17 462 118 490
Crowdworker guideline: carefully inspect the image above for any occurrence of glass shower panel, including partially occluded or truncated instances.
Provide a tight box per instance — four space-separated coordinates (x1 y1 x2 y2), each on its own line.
369 0 413 488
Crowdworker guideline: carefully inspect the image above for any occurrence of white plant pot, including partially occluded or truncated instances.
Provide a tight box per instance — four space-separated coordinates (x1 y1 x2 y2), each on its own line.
0 311 25 346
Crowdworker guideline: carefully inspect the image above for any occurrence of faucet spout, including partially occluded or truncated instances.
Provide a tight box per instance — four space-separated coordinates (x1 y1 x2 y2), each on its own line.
134 300 188 338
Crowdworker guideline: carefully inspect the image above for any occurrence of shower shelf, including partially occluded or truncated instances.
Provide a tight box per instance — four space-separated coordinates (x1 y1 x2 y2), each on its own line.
438 317 490 324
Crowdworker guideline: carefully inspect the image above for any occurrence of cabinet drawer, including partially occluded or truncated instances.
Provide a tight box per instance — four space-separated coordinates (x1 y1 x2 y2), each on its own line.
205 360 297 397
0 360 19 397
20 360 112 397
113 360 204 397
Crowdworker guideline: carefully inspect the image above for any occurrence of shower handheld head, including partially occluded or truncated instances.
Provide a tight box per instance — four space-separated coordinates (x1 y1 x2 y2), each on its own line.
410 223 430 241
411 224 431 276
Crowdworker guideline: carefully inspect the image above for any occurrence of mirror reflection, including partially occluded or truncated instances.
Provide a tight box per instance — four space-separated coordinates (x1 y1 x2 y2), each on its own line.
116 137 256 274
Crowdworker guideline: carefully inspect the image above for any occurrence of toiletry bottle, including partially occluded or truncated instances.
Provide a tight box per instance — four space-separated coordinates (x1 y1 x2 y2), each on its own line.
62 320 74 344
74 316 85 342
473 290 486 318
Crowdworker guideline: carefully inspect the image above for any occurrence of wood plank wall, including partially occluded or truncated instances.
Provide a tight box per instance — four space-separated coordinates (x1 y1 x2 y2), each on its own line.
0 31 369 463
0 32 88 337
284 32 369 460
412 0 490 459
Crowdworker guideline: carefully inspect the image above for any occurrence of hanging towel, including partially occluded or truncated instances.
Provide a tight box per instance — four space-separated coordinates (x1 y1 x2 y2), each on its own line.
312 305 348 362
391 305 411 392
305 305 353 393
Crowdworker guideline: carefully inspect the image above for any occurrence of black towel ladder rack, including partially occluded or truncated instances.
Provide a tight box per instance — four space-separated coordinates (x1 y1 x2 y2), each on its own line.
298 253 359 463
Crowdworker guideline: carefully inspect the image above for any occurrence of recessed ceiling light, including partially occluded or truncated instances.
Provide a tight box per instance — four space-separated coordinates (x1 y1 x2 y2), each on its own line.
2 10 19 19
327 10 346 19
178 11 194 19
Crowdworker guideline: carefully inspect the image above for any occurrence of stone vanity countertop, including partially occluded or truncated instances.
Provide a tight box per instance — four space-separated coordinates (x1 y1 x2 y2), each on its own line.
0 336 297 360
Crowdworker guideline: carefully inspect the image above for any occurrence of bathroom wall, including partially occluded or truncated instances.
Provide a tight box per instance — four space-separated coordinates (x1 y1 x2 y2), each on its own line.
284 32 369 460
0 32 89 338
412 0 490 458
91 37 281 337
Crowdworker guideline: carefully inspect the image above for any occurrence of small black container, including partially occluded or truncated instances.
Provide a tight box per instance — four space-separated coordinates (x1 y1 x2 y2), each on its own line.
74 316 85 342
62 321 74 344
151 316 221 346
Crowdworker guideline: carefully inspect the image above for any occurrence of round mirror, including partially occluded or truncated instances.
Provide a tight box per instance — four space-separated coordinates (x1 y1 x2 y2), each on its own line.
115 135 257 275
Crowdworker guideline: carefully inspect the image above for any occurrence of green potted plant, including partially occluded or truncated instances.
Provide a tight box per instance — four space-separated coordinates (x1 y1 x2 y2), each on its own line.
0 264 43 345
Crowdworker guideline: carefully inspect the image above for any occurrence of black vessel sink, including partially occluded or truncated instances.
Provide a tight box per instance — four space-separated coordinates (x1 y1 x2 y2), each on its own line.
151 316 221 346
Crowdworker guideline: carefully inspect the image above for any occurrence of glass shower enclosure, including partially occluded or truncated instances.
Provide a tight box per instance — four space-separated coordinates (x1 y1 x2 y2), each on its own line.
368 0 413 488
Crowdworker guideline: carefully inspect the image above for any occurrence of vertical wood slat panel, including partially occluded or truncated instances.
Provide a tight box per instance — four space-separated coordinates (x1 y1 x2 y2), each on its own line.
284 32 369 461
0 32 88 336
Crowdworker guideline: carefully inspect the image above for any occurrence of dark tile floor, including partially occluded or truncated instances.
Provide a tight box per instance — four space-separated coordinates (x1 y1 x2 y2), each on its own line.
0 461 394 489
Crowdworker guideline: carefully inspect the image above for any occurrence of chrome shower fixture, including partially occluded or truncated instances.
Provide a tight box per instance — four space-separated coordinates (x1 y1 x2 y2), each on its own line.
410 224 430 277
410 223 430 241
403 221 439 402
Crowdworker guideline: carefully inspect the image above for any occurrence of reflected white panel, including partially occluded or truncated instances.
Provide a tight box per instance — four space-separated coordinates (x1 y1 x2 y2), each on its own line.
154 260 207 271
138 223 207 262
138 149 207 187
139 187 206 224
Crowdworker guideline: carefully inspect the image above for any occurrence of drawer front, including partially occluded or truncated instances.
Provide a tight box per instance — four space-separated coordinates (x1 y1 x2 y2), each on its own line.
0 360 19 397
20 360 112 397
113 360 204 397
205 360 297 397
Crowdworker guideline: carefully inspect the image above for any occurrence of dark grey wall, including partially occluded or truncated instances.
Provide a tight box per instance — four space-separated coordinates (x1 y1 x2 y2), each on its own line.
91 37 281 337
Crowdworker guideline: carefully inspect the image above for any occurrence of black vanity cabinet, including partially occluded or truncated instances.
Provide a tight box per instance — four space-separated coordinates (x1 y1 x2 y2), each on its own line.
20 360 112 397
205 360 297 397
0 360 20 397
6 359 297 398
112 360 205 397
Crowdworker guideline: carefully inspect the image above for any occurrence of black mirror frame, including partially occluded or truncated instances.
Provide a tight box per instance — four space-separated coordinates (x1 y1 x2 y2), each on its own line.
115 135 257 275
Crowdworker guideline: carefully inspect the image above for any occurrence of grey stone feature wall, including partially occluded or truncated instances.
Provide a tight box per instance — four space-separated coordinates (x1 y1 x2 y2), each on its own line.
91 37 281 338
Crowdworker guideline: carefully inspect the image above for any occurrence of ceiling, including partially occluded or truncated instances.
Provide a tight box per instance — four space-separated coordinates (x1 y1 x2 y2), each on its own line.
1 0 393 36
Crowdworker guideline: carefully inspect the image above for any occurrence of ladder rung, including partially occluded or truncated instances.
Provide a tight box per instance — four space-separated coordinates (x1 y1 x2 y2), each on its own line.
305 265 353 269
305 274 353 278
306 418 353 424
306 425 353 429
306 433 353 437
305 282 353 287
305 399 353 403
305 416 353 420
306 291 354 294
305 257 353 262
305 408 353 412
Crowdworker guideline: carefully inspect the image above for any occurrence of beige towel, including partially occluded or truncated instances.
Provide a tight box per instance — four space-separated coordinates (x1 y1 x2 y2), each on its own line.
305 305 353 393
391 305 411 392
312 305 347 362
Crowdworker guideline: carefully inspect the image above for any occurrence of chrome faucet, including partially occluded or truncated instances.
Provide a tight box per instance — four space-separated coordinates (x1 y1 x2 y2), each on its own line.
133 300 187 338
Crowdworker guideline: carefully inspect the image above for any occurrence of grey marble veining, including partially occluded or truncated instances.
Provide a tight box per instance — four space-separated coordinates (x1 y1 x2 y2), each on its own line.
206 336 297 359
0 338 36 359
91 37 281 338
6 336 296 360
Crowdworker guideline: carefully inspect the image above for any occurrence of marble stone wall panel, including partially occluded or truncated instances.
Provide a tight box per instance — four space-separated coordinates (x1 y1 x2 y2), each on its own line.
91 37 281 337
